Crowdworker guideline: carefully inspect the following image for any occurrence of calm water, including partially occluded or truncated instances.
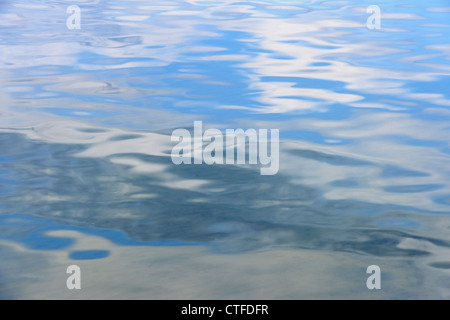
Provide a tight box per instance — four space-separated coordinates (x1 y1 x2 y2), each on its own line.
0 0 450 299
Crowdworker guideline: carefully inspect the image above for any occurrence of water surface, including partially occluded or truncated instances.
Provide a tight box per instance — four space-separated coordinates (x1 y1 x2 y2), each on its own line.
0 0 450 299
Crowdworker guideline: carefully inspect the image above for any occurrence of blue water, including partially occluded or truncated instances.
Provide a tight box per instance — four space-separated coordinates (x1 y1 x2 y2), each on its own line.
0 0 449 299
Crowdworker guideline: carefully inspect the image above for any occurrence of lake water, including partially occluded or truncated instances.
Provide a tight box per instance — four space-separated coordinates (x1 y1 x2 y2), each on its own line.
0 0 449 299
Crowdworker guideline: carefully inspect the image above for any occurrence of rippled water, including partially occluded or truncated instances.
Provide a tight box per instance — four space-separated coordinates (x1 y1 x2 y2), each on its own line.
0 0 450 299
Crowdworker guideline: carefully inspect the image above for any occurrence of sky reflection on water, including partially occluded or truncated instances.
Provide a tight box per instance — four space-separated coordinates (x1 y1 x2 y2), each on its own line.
0 0 449 299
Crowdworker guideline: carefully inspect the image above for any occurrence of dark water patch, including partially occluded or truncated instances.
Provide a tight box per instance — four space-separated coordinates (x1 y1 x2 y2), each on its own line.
288 149 372 166
69 250 110 260
428 262 450 270
108 134 144 141
0 131 448 257
381 165 429 178
384 184 443 194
